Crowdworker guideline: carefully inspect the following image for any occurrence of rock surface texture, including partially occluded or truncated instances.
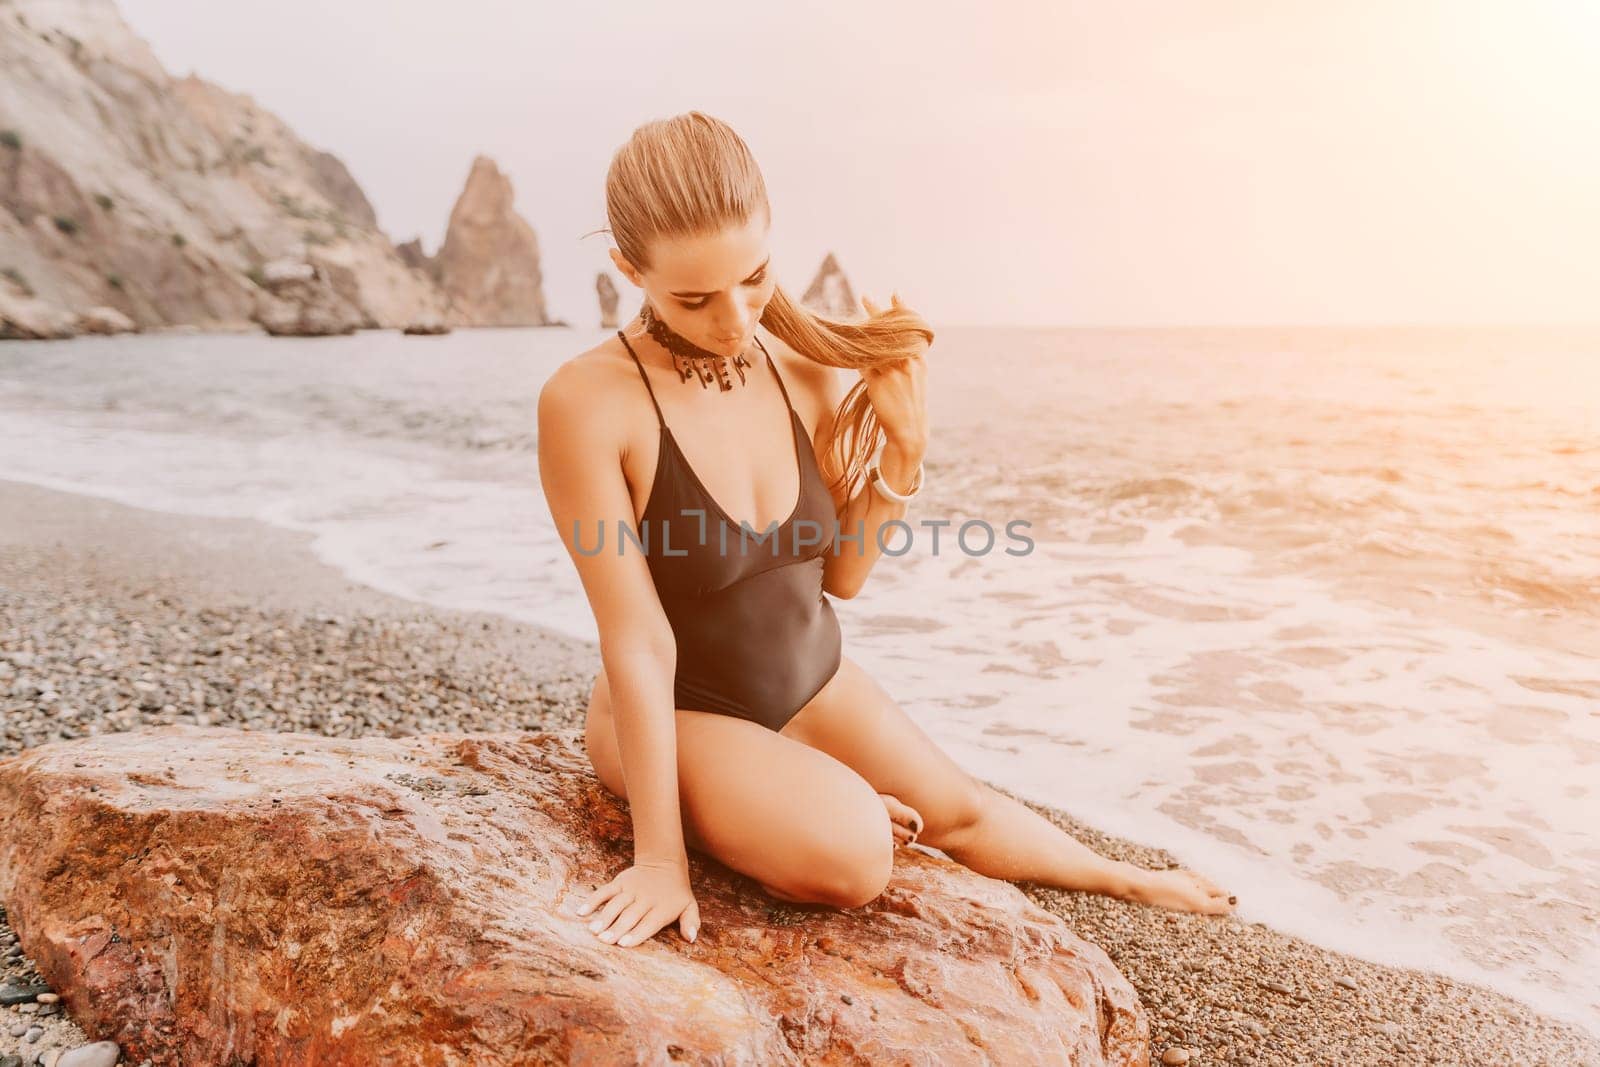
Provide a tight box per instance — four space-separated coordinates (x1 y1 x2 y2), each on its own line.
0 725 1149 1066
432 156 548 328
251 261 365 337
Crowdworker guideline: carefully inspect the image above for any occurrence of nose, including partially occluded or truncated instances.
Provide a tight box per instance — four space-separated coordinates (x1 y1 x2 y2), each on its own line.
714 309 749 343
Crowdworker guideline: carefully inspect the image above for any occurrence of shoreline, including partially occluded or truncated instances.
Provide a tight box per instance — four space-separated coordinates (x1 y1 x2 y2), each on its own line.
1 478 1595 1065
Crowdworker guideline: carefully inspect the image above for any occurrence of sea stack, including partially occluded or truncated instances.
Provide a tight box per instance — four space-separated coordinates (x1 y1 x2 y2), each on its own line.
596 272 619 329
431 156 549 327
801 251 860 319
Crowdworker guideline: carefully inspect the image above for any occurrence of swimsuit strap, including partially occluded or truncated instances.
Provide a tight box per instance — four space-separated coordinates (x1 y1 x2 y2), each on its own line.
753 336 797 416
616 330 666 430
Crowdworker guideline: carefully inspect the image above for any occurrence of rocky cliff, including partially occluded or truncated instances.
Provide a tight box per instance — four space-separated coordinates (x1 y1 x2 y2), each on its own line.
0 0 549 336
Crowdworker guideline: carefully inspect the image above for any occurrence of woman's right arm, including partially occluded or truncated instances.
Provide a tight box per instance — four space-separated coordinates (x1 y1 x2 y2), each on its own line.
537 361 699 944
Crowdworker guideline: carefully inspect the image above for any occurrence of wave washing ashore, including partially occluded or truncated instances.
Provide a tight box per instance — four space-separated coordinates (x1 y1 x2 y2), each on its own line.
0 324 1597 1042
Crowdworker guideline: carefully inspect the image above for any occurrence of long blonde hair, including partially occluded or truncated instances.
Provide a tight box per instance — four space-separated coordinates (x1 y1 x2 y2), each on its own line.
596 110 934 503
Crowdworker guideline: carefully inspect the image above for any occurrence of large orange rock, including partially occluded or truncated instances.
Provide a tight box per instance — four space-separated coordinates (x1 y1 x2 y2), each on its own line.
0 726 1149 1065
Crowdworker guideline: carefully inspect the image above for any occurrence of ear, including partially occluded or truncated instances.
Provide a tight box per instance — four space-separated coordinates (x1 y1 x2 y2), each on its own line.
608 248 643 288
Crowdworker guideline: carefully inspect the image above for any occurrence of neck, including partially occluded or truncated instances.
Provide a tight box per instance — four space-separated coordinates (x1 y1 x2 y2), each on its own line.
629 305 757 391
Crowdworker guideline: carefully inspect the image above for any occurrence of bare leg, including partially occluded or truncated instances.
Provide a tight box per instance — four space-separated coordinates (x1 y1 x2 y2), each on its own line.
933 783 1232 913
782 656 1235 915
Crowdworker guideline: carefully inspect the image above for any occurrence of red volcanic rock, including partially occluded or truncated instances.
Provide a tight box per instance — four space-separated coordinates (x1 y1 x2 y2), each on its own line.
0 726 1149 1066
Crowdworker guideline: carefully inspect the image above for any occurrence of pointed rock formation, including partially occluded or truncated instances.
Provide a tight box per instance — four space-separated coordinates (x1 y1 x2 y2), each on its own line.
0 726 1151 1065
801 252 860 320
596 272 619 329
432 156 548 327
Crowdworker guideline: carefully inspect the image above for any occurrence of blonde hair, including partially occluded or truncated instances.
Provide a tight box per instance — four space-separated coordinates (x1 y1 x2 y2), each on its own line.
595 110 934 503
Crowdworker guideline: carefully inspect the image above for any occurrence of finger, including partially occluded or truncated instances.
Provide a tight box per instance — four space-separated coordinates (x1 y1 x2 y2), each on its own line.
577 881 619 917
615 907 667 948
680 901 700 943
587 890 634 933
600 899 654 945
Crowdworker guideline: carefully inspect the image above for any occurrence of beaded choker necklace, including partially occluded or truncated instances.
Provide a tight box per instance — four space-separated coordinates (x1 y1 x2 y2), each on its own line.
640 302 752 392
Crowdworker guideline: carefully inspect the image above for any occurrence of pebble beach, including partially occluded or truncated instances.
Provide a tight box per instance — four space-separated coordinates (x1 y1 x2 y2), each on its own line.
2 477 1597 1067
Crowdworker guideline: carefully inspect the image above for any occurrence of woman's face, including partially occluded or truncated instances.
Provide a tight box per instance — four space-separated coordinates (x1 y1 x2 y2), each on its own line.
614 212 776 358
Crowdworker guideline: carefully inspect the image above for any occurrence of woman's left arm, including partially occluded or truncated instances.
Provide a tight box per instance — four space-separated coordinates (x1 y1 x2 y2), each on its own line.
816 294 929 599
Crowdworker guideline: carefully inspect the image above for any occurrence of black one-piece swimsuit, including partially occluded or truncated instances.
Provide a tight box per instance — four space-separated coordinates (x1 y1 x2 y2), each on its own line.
616 330 844 732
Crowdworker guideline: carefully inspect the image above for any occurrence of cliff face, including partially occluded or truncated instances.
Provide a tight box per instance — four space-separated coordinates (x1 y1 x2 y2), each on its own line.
431 156 548 327
0 0 447 331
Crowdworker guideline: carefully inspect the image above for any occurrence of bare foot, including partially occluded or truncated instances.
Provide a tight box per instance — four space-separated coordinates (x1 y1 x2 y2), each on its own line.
1127 867 1236 915
878 792 924 848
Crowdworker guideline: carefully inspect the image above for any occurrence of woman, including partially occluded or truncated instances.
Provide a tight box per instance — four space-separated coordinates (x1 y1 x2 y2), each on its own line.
537 111 1235 950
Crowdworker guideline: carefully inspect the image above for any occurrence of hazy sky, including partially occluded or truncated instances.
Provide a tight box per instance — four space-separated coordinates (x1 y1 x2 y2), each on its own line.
120 0 1598 327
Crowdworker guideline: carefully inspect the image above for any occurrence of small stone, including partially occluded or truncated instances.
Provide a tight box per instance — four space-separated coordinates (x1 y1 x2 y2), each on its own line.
1160 1049 1191 1066
0 978 49 1005
33 994 58 1005
1334 974 1358 991
22 1025 43 1043
58 1044 122 1067
8 1022 26 1036
40 1051 62 1067
0 1056 21 1067
1258 978 1294 996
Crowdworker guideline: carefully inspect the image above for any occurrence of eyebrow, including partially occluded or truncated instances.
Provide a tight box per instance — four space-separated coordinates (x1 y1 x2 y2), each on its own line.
669 256 772 298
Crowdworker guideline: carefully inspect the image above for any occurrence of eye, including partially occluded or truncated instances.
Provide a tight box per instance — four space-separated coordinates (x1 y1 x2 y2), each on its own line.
675 270 767 311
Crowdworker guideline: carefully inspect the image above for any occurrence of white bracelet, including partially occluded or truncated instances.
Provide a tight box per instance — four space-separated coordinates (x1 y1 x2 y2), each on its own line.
869 459 924 503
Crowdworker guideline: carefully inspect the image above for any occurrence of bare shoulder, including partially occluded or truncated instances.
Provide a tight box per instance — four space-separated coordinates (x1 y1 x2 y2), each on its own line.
537 336 648 449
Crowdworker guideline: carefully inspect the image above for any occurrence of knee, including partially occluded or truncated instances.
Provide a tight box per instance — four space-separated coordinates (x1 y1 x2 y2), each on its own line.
821 840 893 908
789 817 895 909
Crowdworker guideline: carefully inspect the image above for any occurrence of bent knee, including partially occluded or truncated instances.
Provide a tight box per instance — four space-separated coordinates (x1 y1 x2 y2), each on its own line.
807 822 895 908
825 853 892 908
